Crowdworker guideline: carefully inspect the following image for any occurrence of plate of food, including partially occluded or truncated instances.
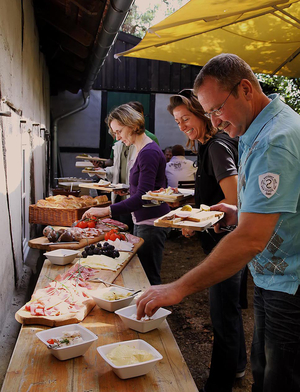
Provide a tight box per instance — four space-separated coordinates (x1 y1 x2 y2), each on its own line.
142 187 194 202
154 204 224 231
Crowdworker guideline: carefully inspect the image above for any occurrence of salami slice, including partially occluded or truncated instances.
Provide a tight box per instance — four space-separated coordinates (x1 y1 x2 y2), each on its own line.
101 218 128 230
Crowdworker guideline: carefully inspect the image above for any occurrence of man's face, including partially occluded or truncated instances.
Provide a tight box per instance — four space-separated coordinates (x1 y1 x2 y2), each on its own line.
197 77 250 138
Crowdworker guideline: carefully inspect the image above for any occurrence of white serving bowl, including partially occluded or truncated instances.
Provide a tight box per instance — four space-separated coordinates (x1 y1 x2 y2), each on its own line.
115 304 171 333
44 249 80 265
91 287 135 312
97 339 162 379
36 324 98 361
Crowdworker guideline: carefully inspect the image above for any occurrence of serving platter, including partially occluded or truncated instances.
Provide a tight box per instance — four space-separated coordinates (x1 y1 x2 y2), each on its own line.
79 182 129 192
76 155 107 162
142 188 194 203
154 207 224 231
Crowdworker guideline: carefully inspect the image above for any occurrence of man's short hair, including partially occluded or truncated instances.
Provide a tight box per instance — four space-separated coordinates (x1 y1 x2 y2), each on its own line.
172 144 185 156
193 53 262 95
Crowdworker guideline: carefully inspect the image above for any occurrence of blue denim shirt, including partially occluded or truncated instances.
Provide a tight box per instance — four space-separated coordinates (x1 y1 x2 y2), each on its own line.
238 94 300 294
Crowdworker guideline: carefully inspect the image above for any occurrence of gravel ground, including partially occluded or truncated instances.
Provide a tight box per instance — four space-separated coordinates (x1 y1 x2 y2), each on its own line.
161 231 254 391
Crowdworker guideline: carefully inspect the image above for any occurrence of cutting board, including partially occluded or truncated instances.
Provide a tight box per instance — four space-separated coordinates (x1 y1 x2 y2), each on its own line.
15 237 144 327
28 234 105 250
154 207 224 231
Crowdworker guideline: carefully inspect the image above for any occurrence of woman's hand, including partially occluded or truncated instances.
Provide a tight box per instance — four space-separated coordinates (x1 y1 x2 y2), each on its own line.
182 228 195 238
210 203 238 233
82 206 110 219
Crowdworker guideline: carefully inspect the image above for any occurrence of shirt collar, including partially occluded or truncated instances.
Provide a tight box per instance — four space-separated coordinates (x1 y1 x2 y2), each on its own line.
240 94 284 147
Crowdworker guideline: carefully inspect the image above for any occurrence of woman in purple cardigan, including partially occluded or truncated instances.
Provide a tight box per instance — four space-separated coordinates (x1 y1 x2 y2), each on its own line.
83 104 170 285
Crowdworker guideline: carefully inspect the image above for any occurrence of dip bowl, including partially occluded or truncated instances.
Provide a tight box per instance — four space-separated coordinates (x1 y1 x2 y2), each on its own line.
91 287 135 312
115 304 171 333
97 339 162 379
36 324 98 361
44 249 80 266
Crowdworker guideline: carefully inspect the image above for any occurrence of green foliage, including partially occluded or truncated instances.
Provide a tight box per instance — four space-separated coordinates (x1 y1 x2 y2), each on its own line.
257 74 300 114
122 0 187 39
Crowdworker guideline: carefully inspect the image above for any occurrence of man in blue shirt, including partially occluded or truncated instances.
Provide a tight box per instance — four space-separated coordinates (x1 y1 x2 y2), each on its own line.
136 54 300 392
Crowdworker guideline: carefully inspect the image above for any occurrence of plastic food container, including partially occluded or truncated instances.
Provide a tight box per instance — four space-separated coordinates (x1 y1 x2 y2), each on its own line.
97 339 162 379
44 249 80 265
115 304 171 333
91 287 135 312
36 324 98 361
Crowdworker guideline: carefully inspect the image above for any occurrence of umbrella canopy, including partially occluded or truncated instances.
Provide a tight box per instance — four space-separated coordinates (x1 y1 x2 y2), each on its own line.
116 0 300 77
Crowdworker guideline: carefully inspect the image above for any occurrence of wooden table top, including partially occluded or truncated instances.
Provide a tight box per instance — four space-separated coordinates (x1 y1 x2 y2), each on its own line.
1 255 198 392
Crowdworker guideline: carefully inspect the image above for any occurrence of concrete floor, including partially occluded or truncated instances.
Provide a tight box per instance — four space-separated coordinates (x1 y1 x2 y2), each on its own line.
0 248 44 389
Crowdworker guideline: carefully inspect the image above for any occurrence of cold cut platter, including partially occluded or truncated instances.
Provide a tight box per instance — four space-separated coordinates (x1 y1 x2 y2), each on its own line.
16 234 144 327
154 206 224 231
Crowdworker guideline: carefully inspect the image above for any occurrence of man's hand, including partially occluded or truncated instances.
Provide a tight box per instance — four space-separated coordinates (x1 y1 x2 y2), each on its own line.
136 283 183 319
210 203 238 233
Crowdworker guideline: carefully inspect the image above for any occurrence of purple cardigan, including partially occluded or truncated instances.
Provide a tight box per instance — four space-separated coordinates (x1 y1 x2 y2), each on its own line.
111 141 170 223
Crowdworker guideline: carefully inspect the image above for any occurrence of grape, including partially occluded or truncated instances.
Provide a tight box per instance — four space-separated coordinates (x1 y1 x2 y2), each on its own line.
87 249 94 255
81 251 87 258
84 246 90 252
97 242 102 248
90 244 95 250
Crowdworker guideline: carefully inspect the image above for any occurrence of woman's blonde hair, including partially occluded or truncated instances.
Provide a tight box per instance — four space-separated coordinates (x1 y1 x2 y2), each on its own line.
105 103 145 137
167 89 217 152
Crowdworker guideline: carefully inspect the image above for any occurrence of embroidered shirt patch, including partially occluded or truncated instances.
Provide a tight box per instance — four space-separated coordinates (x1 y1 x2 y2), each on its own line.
258 173 279 198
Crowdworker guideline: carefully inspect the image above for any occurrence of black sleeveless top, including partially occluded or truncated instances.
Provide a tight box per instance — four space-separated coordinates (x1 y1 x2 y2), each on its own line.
195 132 239 253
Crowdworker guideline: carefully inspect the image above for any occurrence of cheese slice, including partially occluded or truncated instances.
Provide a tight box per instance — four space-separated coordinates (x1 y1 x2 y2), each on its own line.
79 253 129 271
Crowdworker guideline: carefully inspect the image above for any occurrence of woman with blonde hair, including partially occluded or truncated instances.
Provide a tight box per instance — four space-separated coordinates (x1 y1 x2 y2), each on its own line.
83 103 170 285
167 89 246 392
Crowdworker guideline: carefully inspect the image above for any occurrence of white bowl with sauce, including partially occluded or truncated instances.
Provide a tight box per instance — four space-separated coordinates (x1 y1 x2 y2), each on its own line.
91 287 135 312
36 324 98 361
115 304 172 333
97 339 163 379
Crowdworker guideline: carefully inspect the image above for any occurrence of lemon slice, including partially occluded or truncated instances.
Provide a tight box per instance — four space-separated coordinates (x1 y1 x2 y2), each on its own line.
181 204 193 212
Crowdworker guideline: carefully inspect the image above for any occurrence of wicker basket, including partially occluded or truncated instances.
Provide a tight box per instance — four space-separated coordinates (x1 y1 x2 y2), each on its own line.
29 202 110 227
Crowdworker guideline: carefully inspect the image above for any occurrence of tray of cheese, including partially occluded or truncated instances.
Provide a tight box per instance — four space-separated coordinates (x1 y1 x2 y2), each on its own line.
154 205 223 231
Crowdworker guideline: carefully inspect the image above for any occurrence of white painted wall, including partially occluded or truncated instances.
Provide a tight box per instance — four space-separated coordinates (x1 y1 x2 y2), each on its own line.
0 0 50 331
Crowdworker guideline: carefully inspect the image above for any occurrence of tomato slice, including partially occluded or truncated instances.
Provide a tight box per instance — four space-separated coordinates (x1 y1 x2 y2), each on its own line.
47 339 55 345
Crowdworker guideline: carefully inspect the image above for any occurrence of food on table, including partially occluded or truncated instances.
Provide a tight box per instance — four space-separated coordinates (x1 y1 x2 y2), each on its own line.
21 264 97 318
101 218 128 230
36 194 108 209
101 290 132 301
130 313 151 321
106 344 154 366
42 225 101 242
104 229 126 242
81 242 120 259
181 204 193 212
46 330 83 348
79 250 129 271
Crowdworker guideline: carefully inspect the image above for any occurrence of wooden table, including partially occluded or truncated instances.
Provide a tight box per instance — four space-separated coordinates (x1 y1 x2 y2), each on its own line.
1 255 198 392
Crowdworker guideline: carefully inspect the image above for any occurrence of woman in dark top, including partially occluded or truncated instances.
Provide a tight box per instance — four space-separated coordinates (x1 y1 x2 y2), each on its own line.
167 90 247 392
83 103 170 285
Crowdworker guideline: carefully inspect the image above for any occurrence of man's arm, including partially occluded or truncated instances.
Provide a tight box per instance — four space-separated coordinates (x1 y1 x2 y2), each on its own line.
136 211 280 318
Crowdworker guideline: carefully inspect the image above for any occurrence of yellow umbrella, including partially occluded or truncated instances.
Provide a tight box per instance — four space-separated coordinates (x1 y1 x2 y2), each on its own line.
116 0 300 77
